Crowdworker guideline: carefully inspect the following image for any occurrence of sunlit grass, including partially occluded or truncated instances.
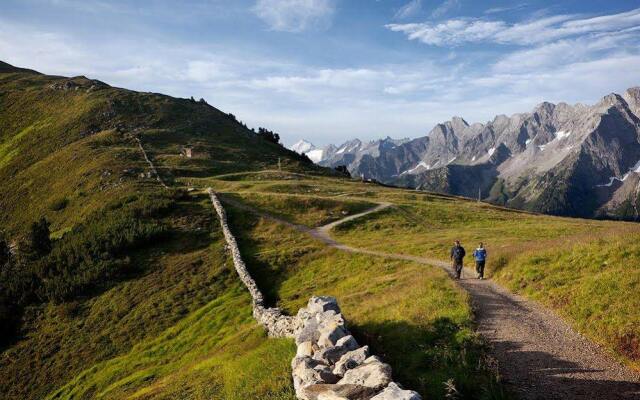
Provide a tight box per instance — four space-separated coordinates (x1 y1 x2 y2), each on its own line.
226 202 509 399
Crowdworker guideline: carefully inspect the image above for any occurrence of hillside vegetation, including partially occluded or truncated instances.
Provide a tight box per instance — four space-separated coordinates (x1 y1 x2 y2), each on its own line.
257 177 640 370
2 62 639 400
0 63 311 399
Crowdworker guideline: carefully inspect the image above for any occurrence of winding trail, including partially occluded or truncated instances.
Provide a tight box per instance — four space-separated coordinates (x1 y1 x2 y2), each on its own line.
222 195 640 400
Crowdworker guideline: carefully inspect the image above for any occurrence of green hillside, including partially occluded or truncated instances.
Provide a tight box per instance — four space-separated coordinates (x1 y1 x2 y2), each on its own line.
0 63 315 399
2 63 639 400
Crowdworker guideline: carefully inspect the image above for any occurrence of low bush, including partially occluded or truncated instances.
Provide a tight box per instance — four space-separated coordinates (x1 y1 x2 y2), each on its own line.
49 198 69 211
0 192 175 347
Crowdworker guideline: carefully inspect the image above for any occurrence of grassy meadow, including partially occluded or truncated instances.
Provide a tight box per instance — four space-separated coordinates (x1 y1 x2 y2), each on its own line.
201 172 640 371
223 201 509 399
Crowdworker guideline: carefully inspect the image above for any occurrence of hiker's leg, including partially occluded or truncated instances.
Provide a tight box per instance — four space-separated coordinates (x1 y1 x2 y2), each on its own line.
478 260 485 278
476 261 481 278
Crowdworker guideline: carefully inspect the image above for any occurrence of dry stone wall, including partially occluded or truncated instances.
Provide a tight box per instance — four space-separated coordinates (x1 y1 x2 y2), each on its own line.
208 189 422 400
135 136 168 189
208 189 298 337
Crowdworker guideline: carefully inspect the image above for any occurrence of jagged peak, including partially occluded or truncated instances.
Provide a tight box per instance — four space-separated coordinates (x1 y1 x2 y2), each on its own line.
623 87 640 103
534 101 556 114
600 92 625 104
451 116 469 127
492 114 510 124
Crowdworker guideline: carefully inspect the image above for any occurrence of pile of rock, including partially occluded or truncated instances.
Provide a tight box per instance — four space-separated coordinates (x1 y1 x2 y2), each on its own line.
292 296 421 400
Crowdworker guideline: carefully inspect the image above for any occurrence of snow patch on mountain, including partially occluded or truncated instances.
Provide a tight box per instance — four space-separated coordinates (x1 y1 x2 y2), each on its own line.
290 139 316 154
401 161 431 175
306 149 324 163
596 158 640 187
597 175 628 187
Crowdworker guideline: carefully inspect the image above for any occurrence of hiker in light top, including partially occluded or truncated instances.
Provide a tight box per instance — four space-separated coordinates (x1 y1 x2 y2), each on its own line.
450 240 466 280
473 242 487 280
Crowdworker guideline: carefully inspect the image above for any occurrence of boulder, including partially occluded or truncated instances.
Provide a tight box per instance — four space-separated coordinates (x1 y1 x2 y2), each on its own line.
307 296 341 314
313 336 360 364
297 341 314 357
335 335 359 351
370 382 421 400
363 355 382 364
338 359 392 390
292 356 340 394
333 346 370 376
317 320 348 348
297 316 321 345
302 383 378 400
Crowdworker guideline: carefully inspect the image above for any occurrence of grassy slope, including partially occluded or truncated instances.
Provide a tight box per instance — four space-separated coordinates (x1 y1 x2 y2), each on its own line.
0 66 311 400
223 202 507 399
198 173 640 371
310 183 640 370
0 67 319 236
3 62 638 400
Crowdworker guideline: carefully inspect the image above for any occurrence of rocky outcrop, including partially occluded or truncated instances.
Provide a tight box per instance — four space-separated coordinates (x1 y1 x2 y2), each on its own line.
297 87 640 219
208 189 422 399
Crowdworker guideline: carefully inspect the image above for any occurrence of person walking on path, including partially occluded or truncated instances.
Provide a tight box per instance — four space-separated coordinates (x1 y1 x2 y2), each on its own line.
450 240 466 279
473 242 487 279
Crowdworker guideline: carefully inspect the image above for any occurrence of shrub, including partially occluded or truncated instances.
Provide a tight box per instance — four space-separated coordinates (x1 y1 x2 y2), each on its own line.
0 192 176 345
49 198 69 211
29 217 52 258
257 127 280 144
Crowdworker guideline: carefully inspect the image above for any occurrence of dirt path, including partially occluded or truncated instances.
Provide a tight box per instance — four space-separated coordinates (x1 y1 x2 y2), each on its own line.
222 196 640 399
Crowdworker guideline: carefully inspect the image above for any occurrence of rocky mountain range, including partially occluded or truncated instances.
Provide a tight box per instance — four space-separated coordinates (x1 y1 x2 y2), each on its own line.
292 87 640 219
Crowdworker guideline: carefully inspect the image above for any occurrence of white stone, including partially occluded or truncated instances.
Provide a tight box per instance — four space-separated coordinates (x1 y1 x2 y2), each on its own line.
317 323 348 348
333 346 370 376
302 384 378 400
335 335 359 351
370 382 421 400
307 296 341 314
297 341 314 357
338 360 392 390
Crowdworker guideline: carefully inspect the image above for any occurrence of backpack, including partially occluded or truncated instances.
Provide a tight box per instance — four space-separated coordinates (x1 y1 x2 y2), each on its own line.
452 246 465 260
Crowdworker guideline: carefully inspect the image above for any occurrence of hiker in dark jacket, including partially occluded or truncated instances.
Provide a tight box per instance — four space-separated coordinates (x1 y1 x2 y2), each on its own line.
473 242 487 280
450 240 466 279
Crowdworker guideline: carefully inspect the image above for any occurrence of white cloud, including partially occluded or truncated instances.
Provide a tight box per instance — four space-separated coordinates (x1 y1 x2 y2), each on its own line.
394 0 422 20
492 29 640 73
386 7 640 46
431 0 460 19
253 0 335 32
1 8 639 148
484 4 528 15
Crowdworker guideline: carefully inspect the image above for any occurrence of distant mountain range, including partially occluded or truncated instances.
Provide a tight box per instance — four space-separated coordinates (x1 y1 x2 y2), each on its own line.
291 87 640 219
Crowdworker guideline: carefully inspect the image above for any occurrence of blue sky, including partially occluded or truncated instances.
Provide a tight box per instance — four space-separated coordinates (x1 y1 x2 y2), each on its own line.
1 0 639 146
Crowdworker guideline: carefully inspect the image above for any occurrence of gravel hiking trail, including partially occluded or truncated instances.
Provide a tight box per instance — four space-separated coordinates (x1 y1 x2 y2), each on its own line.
221 196 640 399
